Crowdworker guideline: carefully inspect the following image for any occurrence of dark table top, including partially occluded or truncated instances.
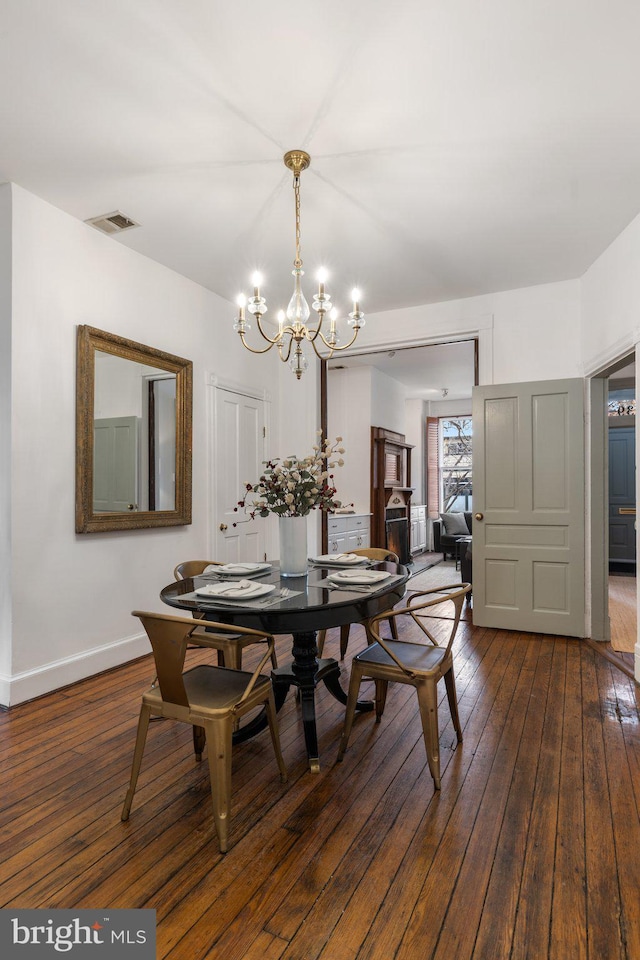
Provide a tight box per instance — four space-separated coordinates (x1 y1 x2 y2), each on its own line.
160 561 410 635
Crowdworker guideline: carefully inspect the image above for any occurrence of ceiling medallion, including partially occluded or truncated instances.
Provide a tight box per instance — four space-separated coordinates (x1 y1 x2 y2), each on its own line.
233 150 365 379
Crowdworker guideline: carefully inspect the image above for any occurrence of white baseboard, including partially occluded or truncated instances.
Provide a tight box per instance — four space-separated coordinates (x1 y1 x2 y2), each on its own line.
0 631 149 708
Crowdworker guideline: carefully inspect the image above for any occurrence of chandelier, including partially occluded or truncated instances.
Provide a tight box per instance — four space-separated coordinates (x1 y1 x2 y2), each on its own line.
233 150 365 379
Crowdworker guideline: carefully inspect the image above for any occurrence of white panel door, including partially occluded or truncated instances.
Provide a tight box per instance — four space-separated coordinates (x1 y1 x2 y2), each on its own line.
93 416 138 512
472 379 585 636
215 388 267 562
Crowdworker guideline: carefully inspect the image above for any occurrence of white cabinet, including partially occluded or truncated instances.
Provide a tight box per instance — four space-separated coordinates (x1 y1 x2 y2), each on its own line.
410 505 427 554
327 514 371 554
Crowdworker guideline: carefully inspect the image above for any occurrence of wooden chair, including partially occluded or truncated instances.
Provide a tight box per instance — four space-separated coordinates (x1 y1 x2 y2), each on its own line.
316 548 399 660
337 582 471 790
122 610 287 853
174 560 277 670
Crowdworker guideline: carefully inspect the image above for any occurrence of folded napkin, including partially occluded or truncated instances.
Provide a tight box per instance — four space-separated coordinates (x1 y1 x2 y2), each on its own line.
217 562 264 573
328 569 391 584
310 553 366 565
196 578 267 599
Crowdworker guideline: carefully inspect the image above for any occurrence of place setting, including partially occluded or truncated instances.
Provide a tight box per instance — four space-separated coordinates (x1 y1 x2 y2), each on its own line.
198 561 273 580
182 578 300 609
307 553 372 569
313 568 403 595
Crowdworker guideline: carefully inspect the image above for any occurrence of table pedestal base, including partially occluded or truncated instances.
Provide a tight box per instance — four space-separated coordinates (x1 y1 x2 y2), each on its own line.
233 629 373 772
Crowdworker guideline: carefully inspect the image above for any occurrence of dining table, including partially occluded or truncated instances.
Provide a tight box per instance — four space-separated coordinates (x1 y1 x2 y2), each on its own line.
160 559 409 772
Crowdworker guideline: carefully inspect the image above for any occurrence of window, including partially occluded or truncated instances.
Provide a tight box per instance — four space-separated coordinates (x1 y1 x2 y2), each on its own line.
440 417 472 512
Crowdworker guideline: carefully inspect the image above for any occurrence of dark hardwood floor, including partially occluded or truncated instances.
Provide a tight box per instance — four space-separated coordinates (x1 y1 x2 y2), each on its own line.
1 615 639 959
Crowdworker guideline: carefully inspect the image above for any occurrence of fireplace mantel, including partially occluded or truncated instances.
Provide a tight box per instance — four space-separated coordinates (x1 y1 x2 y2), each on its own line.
370 427 414 562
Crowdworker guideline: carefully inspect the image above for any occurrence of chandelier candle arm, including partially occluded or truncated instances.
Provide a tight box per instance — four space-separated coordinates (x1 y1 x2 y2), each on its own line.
233 149 366 379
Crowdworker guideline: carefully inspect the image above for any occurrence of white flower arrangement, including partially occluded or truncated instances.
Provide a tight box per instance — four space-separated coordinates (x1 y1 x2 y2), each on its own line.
236 435 347 519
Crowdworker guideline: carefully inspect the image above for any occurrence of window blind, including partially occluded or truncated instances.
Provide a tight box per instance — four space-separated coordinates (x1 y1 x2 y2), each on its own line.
427 416 439 518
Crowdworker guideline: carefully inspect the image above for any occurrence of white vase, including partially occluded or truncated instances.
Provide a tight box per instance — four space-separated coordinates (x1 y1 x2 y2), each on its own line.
279 515 308 577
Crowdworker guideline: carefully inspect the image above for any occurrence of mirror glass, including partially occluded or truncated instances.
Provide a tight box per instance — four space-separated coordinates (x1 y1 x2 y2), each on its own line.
76 326 192 533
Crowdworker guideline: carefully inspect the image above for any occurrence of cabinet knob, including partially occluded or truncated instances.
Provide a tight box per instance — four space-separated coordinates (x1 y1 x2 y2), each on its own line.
474 512 484 521
219 523 228 531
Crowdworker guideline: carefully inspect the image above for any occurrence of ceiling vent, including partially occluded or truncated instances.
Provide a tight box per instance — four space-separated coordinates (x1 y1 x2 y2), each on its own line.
85 211 140 235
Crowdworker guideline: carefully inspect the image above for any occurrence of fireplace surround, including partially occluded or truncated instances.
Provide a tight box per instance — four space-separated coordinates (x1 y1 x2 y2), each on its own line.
371 427 414 564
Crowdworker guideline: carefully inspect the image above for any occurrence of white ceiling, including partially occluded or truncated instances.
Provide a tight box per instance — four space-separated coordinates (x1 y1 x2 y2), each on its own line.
2 0 640 324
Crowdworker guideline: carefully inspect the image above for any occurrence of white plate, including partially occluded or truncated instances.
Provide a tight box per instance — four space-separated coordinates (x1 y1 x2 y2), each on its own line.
327 570 392 586
195 580 276 601
207 562 272 578
310 554 369 567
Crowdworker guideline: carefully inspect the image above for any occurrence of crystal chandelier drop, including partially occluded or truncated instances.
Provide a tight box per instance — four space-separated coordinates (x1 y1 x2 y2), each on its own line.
233 150 365 379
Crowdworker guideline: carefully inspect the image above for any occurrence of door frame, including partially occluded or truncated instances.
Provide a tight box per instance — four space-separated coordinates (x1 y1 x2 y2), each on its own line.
587 348 638 679
319 334 481 553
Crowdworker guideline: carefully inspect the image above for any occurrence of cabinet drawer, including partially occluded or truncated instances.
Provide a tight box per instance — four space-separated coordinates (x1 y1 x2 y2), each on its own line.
328 515 370 535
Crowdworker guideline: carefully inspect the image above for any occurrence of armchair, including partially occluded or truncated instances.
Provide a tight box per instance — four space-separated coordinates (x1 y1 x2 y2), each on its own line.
433 511 473 561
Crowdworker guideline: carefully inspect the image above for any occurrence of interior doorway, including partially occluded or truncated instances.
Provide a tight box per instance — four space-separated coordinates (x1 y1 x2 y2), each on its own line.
607 362 637 661
589 353 637 679
320 339 478 554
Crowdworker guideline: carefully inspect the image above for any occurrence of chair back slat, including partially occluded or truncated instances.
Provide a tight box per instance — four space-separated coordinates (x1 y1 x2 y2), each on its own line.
133 609 277 708
134 611 199 707
368 583 471 676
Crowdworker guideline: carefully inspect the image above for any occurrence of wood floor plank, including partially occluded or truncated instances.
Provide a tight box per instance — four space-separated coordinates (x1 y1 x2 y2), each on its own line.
510 639 566 958
470 635 554 959
596 656 640 958
404 637 543 960
550 640 587 960
316 625 505 960
353 631 529 960
581 646 627 960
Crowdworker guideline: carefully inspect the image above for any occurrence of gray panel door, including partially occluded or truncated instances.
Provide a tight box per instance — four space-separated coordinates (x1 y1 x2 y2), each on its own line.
608 425 636 564
472 379 585 636
93 416 139 512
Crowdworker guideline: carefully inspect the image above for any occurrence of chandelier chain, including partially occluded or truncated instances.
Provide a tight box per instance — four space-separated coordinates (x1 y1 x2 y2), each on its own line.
293 173 302 269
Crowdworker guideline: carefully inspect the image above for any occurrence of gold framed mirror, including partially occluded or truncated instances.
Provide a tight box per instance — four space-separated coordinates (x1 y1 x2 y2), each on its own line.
76 325 193 533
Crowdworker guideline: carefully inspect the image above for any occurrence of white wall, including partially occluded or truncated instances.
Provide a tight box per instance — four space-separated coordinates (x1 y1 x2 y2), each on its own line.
326 365 413 515
362 278 582 385
0 184 12 685
327 366 372 515
274 347 325 555
405 398 428 504
581 212 640 372
428 398 473 419
370 368 407 434
4 183 281 705
580 209 640 678
94 354 151 418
